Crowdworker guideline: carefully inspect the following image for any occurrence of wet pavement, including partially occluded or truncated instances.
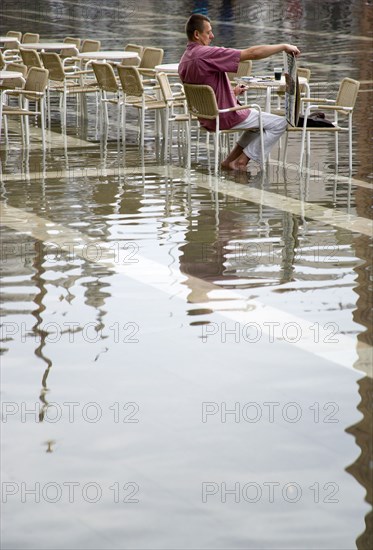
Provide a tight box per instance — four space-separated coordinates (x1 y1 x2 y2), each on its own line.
1 1 372 549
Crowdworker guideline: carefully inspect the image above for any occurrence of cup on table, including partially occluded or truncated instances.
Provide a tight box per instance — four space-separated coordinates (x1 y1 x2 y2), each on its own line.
274 67 282 80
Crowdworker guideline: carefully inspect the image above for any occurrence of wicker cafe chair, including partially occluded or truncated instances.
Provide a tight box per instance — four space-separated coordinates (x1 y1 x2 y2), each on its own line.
1 67 49 147
156 72 189 158
0 62 27 91
138 47 164 79
183 83 265 174
20 48 43 70
80 39 101 53
92 61 123 139
117 65 165 146
40 51 98 128
273 66 311 115
2 31 22 62
227 60 252 82
3 31 22 50
123 43 143 65
21 33 40 44
285 77 360 173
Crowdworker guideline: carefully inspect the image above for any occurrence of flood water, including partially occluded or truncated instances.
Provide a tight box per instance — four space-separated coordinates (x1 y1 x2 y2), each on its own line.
1 1 372 549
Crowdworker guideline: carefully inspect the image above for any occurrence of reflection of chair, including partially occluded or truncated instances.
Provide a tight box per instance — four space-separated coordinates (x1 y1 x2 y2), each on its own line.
1 67 49 147
20 48 43 70
92 61 123 137
117 66 165 146
41 51 98 127
285 77 360 173
183 83 264 173
138 47 164 78
156 72 189 157
22 33 40 44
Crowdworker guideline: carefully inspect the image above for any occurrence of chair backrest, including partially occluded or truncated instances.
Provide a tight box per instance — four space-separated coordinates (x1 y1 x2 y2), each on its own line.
80 39 101 53
20 47 43 69
117 66 144 97
22 33 40 44
40 52 65 81
0 51 5 70
64 37 81 48
124 43 143 59
119 56 141 67
156 72 174 103
139 47 164 69
297 67 311 81
61 37 81 57
4 31 22 49
227 60 252 81
0 62 27 89
92 62 118 93
183 83 218 119
6 31 22 40
7 62 27 76
336 78 360 112
24 67 49 100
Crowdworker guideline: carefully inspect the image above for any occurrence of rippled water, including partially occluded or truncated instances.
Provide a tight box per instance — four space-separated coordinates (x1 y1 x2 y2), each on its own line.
1 1 372 549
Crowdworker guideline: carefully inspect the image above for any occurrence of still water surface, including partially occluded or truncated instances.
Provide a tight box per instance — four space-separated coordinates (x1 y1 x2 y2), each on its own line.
1 1 372 548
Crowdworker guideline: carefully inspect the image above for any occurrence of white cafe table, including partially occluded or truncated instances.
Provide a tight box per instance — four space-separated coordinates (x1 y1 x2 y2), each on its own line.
21 42 78 52
77 51 140 62
0 70 26 140
155 63 179 73
0 36 20 45
236 75 309 113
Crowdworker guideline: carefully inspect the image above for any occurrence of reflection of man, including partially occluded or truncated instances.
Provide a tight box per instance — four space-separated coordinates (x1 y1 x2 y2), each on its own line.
179 14 300 170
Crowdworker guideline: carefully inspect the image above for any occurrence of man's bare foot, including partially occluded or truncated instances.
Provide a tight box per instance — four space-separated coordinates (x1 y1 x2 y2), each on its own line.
229 160 248 171
221 152 250 171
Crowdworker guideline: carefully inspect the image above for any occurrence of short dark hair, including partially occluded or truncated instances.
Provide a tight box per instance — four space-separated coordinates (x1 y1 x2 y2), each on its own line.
185 14 210 41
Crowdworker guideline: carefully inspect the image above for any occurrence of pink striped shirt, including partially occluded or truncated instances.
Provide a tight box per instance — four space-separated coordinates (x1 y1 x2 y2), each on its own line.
179 42 250 131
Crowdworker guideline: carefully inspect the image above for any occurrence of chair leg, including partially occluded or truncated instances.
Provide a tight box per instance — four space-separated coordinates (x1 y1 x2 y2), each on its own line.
214 130 219 174
283 131 289 165
348 114 352 173
24 99 30 147
335 132 339 170
187 116 192 169
40 98 46 149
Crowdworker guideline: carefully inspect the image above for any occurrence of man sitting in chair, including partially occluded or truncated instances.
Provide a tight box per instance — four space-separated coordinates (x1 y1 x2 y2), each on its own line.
178 14 300 171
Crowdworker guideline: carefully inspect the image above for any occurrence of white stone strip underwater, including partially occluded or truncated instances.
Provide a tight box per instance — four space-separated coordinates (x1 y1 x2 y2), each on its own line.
0 201 371 377
1 162 372 235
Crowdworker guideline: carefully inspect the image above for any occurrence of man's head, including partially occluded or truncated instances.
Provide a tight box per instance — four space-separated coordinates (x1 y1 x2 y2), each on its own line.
185 14 214 45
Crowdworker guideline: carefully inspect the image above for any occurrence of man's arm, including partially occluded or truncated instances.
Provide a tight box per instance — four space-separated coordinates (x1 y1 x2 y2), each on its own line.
240 43 300 61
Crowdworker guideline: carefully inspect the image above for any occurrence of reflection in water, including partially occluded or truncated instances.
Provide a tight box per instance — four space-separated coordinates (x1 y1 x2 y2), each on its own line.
346 376 373 550
30 241 53 422
0 1 372 547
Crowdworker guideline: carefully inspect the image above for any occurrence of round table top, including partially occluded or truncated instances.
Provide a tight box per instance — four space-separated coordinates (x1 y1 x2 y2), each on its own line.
155 63 179 73
0 36 20 43
236 75 308 87
0 70 25 80
21 42 75 50
77 51 139 60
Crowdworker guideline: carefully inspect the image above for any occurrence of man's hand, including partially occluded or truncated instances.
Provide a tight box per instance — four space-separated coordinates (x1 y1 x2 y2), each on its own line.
283 44 301 57
233 84 248 96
